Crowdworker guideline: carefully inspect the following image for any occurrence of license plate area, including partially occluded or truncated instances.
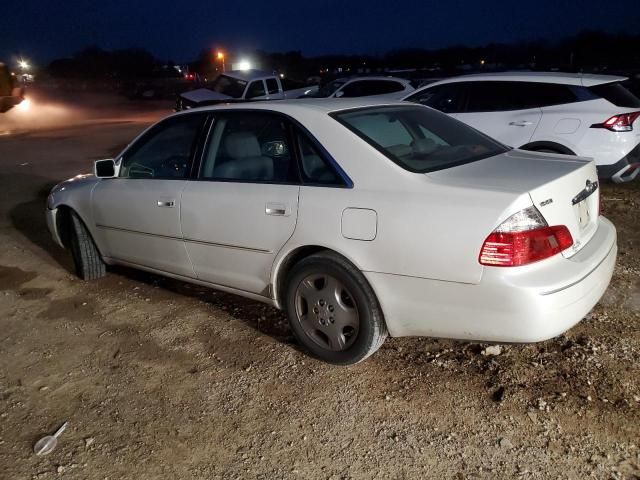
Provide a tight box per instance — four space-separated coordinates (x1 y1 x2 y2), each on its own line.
575 199 591 231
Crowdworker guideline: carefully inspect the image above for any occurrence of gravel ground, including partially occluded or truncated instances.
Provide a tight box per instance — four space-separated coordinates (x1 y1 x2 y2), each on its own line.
0 93 638 479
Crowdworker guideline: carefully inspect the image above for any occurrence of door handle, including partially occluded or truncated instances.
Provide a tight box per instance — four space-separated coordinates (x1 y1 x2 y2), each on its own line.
157 200 175 208
266 203 288 216
509 120 534 127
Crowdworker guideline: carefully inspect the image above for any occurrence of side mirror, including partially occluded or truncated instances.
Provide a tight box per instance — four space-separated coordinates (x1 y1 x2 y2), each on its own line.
94 159 116 178
334 90 344 98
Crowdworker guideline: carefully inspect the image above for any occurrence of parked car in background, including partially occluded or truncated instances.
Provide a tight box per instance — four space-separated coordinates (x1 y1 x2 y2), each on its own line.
122 65 192 100
404 72 640 182
176 70 315 110
302 76 414 99
47 100 616 364
0 62 24 113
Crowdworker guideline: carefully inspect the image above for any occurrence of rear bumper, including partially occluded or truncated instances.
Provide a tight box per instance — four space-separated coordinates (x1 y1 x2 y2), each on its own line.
366 217 617 341
596 142 640 183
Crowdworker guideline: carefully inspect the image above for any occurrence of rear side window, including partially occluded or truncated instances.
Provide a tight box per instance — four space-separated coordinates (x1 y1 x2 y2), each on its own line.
200 112 297 183
589 82 640 108
333 105 508 173
296 132 342 185
266 78 279 95
525 83 577 107
464 81 578 112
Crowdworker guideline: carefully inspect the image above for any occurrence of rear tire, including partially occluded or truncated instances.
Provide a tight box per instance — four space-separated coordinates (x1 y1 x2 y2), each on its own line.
69 212 106 280
284 251 387 365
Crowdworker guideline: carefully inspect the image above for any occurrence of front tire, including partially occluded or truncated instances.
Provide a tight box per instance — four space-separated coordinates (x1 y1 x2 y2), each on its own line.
69 212 106 280
284 252 387 365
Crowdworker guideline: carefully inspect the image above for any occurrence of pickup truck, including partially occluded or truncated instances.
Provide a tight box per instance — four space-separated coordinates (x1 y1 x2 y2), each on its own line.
176 70 316 110
0 62 24 113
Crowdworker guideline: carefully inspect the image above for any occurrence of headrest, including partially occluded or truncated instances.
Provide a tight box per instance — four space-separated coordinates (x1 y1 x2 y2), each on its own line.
224 132 262 159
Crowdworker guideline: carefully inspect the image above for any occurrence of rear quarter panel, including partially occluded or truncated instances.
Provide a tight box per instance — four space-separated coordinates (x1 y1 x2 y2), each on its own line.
279 179 526 286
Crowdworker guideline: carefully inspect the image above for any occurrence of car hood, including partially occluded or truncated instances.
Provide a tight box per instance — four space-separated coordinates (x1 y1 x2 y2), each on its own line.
426 149 593 193
180 88 233 103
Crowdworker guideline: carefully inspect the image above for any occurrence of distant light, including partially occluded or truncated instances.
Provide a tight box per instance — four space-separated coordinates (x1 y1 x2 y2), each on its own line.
480 59 485 65
19 60 29 70
217 51 224 60
237 60 251 71
279 73 284 78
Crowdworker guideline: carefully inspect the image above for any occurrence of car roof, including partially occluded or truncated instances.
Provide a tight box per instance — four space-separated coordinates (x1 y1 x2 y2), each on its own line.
422 71 628 88
178 98 411 117
221 70 274 81
336 76 411 85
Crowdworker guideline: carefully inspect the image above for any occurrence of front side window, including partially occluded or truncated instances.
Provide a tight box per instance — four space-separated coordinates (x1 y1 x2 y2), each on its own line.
332 105 507 173
340 81 367 97
246 80 267 99
119 114 206 179
464 81 524 112
200 112 296 183
369 80 405 94
307 80 347 98
405 84 464 113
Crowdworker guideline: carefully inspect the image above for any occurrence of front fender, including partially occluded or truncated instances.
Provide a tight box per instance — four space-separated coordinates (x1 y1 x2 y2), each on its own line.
46 174 100 246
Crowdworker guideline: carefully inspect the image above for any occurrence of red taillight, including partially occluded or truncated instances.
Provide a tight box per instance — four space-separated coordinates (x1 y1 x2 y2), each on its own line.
593 111 640 132
479 226 574 267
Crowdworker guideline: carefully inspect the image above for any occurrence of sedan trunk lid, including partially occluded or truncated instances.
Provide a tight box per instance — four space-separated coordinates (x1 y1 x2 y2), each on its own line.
427 149 600 257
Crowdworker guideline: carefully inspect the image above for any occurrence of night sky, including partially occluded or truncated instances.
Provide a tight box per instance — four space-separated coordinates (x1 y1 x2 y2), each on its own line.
1 0 639 64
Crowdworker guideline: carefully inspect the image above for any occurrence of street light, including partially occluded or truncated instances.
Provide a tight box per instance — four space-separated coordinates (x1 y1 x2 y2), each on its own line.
216 51 225 72
19 60 30 71
237 59 251 71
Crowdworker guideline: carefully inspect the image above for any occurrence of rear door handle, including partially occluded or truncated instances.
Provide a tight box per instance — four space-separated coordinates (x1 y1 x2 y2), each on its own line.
157 200 175 208
509 120 534 127
266 202 288 216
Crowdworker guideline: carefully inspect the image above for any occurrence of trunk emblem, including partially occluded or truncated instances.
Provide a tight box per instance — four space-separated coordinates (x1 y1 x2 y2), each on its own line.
571 180 599 205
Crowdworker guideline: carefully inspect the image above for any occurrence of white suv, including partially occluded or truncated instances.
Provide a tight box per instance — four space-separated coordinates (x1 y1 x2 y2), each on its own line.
404 72 640 182
305 76 414 100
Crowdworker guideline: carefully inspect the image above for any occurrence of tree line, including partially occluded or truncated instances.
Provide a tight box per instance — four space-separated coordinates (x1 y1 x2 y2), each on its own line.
46 30 640 82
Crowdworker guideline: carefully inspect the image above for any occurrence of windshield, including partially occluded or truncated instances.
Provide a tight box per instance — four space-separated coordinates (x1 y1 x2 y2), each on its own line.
209 75 248 98
306 80 347 98
332 105 508 173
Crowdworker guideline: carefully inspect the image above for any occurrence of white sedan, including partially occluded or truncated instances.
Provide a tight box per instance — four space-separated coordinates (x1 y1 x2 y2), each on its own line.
46 99 617 364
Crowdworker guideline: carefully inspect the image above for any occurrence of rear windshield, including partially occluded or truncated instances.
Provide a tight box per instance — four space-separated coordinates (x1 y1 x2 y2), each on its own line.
209 75 247 98
589 82 640 108
332 105 508 173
